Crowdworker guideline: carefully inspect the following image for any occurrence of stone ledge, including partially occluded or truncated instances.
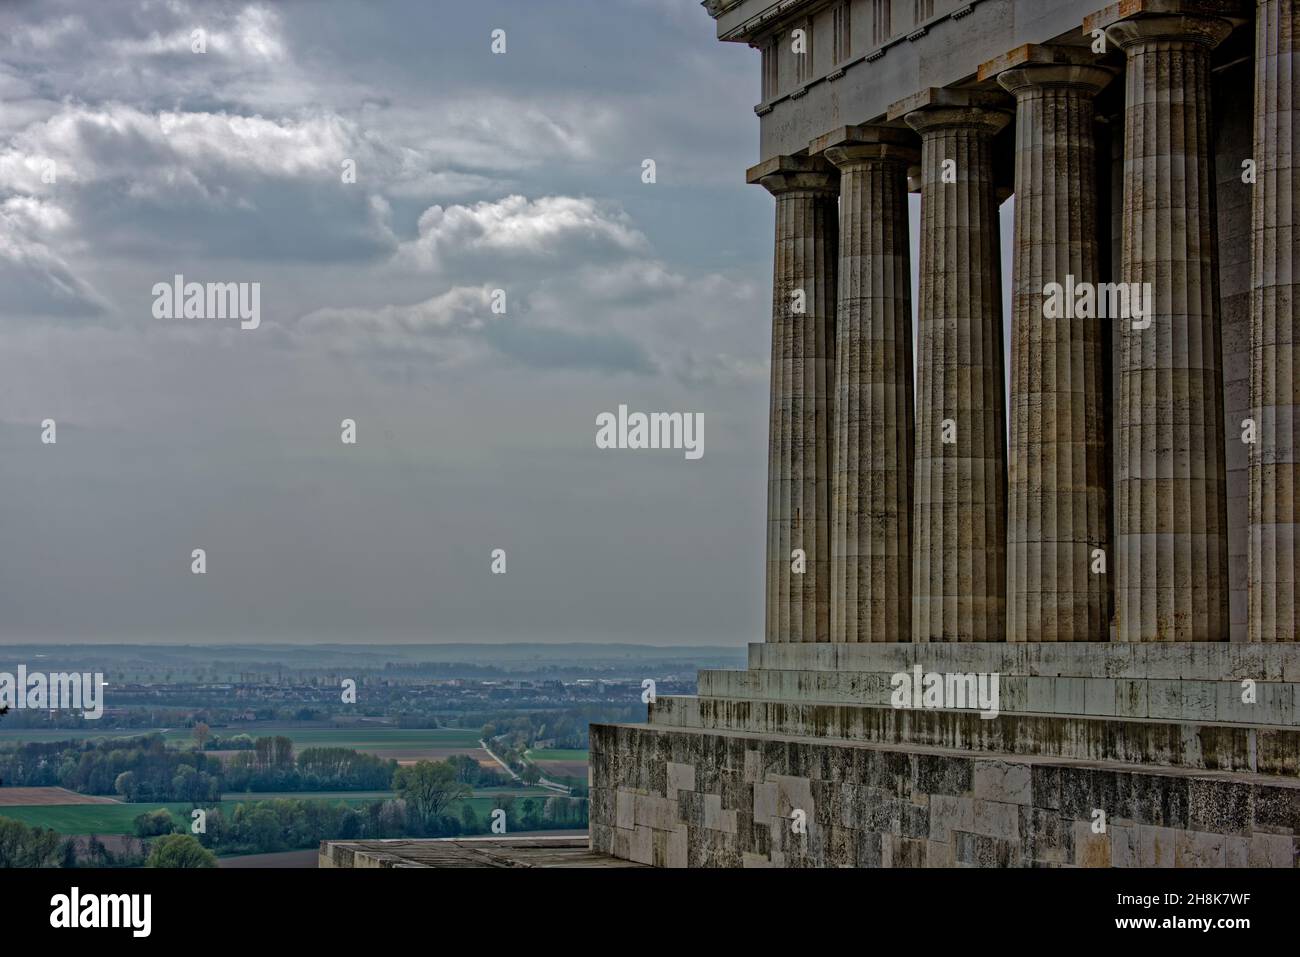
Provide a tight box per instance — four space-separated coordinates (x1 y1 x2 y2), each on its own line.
317 836 638 869
747 641 1300 681
646 694 1300 775
698 667 1297 725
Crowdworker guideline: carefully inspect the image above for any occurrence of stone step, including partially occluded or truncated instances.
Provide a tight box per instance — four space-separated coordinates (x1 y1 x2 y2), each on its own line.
646 694 1300 776
697 667 1298 725
747 641 1300 681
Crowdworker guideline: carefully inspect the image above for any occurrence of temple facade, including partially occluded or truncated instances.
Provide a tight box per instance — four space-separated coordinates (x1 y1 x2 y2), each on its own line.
590 0 1300 867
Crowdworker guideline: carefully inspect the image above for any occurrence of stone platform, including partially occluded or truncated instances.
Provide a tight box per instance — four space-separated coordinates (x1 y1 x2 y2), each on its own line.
588 643 1300 868
318 835 638 868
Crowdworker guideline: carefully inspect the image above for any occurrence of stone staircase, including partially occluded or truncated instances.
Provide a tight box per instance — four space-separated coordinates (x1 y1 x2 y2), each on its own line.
589 643 1300 867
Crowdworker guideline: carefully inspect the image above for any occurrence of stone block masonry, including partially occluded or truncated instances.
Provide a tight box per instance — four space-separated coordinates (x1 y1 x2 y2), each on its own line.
590 722 1300 868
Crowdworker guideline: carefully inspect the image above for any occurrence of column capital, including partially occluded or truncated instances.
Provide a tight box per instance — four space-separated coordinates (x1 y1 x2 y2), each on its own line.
1104 14 1236 50
997 63 1116 98
1083 0 1248 32
811 124 920 171
746 154 838 196
889 88 1012 136
978 44 1116 97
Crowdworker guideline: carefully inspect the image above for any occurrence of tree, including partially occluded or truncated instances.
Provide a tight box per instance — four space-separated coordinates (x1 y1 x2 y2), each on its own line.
520 763 542 786
273 736 294 769
133 809 177 838
193 722 210 750
145 834 217 868
254 737 273 770
59 837 78 869
393 760 469 829
520 799 542 831
243 807 281 853
114 771 137 801
0 817 63 867
446 753 479 785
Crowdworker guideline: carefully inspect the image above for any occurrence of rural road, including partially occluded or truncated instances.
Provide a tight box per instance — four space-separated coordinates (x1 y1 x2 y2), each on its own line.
479 739 520 781
479 739 569 794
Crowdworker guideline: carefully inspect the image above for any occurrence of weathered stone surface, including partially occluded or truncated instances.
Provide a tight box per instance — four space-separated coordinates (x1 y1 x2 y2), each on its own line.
590 722 1300 868
1108 13 1234 641
648 691 1300 775
746 639 1300 680
1249 0 1300 642
751 155 839 644
318 837 638 869
822 128 918 643
905 93 1011 643
997 53 1114 642
696 663 1300 724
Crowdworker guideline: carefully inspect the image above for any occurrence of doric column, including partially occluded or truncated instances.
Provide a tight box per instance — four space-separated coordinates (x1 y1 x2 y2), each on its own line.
987 50 1115 641
747 155 839 643
1105 13 1234 641
896 90 1011 642
1249 0 1300 642
817 127 919 643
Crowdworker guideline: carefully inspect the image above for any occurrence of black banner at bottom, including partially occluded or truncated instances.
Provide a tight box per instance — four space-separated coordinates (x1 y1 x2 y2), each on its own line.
0 865 1283 944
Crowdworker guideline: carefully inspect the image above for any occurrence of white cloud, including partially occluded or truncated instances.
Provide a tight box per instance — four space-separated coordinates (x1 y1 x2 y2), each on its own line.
0 198 106 317
400 194 649 271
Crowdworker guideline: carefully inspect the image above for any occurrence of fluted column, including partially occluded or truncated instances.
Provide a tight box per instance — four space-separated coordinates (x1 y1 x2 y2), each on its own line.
1249 0 1300 642
821 128 919 642
1107 14 1234 641
903 92 1011 642
748 156 839 643
994 54 1114 641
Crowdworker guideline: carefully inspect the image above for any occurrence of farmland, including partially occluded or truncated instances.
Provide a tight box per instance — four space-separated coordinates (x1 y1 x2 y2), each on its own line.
0 724 494 766
526 748 589 786
0 787 120 807
0 785 563 835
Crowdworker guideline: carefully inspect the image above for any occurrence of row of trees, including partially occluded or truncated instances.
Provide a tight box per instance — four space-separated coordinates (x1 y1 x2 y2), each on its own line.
0 817 216 868
126 760 589 855
0 734 227 802
0 734 409 800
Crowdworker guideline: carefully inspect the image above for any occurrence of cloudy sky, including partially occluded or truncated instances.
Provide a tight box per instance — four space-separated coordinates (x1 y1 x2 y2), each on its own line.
0 0 1014 646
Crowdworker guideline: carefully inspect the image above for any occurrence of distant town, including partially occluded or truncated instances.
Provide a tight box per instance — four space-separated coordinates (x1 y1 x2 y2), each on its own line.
0 643 744 868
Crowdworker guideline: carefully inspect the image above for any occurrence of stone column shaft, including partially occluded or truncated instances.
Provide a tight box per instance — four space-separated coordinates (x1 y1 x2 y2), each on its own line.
823 131 919 642
996 58 1114 642
1107 14 1234 642
903 95 1011 642
1249 0 1300 642
750 156 839 643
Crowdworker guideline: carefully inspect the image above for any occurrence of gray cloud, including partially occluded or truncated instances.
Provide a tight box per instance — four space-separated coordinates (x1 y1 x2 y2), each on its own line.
0 0 773 645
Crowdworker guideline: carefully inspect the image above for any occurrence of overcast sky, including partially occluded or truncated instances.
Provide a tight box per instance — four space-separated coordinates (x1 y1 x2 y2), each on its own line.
0 0 1013 645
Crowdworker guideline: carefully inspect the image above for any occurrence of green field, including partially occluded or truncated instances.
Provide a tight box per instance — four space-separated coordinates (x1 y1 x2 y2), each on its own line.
217 727 483 750
0 798 374 834
0 786 560 835
0 728 161 745
0 725 483 752
215 790 540 806
527 749 589 762
220 790 397 801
